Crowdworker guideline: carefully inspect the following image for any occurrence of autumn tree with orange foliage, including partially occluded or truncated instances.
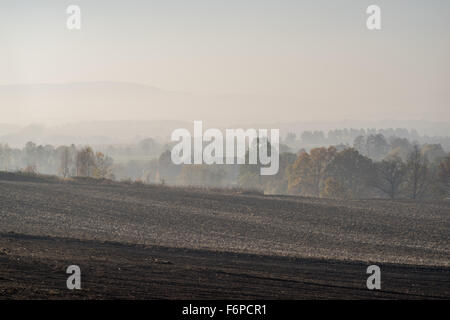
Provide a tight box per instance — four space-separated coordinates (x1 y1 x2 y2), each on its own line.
287 147 336 196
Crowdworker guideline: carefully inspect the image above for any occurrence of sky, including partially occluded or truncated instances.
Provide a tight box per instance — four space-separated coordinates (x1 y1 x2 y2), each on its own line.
0 0 449 125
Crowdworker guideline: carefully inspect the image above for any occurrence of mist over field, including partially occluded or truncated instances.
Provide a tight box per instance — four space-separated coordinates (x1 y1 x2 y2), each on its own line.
0 81 450 148
1 81 450 137
0 1 449 300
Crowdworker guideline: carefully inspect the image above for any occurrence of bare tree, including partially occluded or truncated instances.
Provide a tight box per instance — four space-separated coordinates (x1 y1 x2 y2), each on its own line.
354 134 389 161
24 141 37 169
59 146 72 178
0 144 12 171
94 152 113 179
76 147 96 177
373 156 406 199
438 155 450 198
406 145 429 200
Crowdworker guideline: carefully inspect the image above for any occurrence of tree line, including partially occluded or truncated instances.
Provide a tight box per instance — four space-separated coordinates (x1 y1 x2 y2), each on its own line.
283 128 450 152
238 144 449 200
0 133 449 200
0 142 114 179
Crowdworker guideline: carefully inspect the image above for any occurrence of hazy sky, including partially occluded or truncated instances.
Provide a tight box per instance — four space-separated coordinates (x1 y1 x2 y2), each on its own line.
0 0 449 125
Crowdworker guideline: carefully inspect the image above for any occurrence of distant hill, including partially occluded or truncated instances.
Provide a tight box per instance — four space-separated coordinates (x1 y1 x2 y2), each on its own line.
0 120 192 146
0 82 449 146
0 82 288 127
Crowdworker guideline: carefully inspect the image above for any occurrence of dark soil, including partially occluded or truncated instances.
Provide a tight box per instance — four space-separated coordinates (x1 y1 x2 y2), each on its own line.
0 233 448 299
0 177 448 299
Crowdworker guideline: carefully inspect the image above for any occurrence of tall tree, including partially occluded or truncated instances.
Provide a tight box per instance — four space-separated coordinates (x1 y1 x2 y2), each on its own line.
438 155 450 198
373 156 406 199
324 148 374 199
59 146 72 178
76 147 96 177
405 145 429 200
287 147 336 196
94 152 114 179
0 144 12 171
367 134 389 161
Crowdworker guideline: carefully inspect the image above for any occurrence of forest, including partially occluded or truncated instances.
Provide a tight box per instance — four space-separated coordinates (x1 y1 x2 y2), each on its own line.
0 128 449 200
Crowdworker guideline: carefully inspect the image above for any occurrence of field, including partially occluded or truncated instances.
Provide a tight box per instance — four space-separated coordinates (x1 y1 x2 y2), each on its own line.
0 175 449 299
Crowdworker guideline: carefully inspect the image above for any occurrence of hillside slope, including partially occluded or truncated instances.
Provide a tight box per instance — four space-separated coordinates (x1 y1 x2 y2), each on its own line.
0 178 448 266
